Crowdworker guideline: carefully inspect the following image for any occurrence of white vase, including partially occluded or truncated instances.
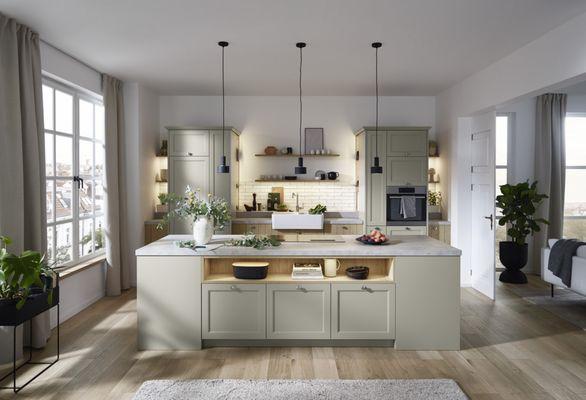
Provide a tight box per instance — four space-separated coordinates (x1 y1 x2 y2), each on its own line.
193 216 214 245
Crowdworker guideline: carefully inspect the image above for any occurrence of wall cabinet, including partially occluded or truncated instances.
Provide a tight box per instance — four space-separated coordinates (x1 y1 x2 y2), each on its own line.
331 283 395 339
202 284 266 340
267 283 330 339
169 130 210 157
386 156 427 186
366 131 387 226
386 130 428 157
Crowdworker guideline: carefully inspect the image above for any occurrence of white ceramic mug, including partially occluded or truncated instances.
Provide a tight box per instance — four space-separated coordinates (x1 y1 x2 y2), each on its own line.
324 259 341 277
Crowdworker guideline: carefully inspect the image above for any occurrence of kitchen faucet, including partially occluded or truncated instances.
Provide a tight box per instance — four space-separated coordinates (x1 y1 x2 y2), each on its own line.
291 192 303 212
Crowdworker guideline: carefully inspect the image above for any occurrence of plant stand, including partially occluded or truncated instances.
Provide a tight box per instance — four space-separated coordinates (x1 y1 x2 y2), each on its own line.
0 286 60 393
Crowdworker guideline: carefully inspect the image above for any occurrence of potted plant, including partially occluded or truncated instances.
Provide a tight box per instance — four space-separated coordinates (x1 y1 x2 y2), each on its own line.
0 235 56 323
159 186 230 245
495 181 548 284
428 191 442 214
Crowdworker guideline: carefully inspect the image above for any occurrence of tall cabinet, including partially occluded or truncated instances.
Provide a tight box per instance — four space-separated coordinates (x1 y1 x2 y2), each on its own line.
355 127 429 234
167 127 240 234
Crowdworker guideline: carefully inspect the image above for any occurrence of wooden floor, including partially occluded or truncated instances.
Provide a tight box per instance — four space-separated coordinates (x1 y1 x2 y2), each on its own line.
1 276 585 400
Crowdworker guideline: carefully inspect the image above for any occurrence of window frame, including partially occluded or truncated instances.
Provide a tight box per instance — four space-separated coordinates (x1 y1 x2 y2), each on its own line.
564 113 586 226
43 77 105 269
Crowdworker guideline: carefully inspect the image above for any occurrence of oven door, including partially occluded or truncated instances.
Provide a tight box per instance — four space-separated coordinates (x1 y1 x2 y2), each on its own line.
386 195 427 226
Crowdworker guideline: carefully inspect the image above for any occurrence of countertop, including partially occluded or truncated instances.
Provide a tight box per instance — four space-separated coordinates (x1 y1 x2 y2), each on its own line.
231 218 363 225
135 234 461 257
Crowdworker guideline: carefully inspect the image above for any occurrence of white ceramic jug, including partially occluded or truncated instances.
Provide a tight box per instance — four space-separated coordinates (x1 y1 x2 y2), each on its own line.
323 258 340 277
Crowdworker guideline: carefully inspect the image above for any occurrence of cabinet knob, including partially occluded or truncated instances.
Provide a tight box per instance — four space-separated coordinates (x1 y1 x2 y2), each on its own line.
230 285 238 291
405 227 411 230
296 285 307 292
187 152 193 156
361 285 373 292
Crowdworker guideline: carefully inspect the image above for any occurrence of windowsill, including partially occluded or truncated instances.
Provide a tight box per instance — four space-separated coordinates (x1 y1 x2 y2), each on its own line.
57 254 106 279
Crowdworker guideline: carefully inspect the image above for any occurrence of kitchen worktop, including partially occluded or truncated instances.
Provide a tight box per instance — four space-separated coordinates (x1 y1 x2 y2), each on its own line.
231 211 363 225
135 234 461 257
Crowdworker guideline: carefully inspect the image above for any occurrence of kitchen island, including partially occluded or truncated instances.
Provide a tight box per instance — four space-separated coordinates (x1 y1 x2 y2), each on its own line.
136 235 461 351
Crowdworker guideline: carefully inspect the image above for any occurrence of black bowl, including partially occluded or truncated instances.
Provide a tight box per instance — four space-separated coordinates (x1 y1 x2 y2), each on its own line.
345 266 369 280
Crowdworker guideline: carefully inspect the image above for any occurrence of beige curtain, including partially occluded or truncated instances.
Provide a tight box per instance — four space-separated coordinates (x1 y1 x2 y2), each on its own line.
0 13 50 351
103 74 130 296
533 93 567 273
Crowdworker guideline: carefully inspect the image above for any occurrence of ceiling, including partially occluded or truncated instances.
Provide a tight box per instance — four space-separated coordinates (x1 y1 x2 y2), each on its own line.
2 0 586 95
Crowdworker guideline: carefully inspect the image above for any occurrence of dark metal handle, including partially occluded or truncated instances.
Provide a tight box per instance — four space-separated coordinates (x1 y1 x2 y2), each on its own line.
484 214 493 230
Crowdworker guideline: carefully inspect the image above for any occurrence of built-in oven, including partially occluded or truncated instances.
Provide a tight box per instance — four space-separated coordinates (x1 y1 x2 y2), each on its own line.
386 186 427 226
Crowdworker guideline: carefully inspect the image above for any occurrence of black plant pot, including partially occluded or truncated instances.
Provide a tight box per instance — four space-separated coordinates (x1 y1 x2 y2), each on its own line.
498 241 528 284
0 286 59 326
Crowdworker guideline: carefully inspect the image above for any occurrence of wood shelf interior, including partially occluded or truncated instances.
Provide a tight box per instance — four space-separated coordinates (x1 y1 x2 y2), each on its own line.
203 257 394 283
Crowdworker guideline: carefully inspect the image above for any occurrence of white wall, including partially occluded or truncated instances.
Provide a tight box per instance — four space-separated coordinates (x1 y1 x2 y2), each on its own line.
159 96 436 184
568 95 586 113
436 11 586 285
124 83 160 286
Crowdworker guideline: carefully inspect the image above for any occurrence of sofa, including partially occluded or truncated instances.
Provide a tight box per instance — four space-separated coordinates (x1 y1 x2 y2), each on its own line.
542 239 586 297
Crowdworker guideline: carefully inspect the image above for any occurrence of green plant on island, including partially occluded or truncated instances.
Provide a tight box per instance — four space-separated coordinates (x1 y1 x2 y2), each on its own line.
157 186 231 230
495 181 549 245
227 233 281 250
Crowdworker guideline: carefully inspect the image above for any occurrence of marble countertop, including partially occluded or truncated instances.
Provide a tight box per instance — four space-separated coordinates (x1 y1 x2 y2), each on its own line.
231 218 363 225
136 235 461 257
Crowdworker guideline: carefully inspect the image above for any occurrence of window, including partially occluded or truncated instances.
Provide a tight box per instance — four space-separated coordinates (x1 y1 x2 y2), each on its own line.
43 79 105 267
564 115 586 240
495 114 512 269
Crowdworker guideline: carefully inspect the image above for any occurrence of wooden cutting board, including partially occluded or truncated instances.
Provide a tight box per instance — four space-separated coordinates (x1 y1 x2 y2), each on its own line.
271 186 284 204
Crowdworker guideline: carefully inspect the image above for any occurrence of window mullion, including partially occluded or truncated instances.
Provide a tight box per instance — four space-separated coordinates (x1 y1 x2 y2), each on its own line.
72 92 80 262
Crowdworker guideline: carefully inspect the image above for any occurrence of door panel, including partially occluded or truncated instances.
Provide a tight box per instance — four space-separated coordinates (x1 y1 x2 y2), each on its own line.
169 156 210 234
202 284 266 340
366 131 387 225
470 112 496 300
387 130 428 156
169 130 209 157
386 157 427 186
331 283 395 339
267 284 330 339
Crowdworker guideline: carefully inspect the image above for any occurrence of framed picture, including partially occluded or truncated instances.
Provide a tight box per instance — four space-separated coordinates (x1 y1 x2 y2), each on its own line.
304 128 324 154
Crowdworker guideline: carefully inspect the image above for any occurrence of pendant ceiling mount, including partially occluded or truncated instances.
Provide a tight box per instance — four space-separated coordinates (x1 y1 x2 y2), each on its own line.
216 41 230 174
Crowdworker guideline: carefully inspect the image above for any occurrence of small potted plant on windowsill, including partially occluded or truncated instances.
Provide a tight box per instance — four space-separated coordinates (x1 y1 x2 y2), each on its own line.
495 181 548 284
0 235 58 325
158 186 231 245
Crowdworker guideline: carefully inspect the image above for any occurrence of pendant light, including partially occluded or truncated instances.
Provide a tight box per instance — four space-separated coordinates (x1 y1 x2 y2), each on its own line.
294 42 307 175
370 42 383 174
216 41 230 174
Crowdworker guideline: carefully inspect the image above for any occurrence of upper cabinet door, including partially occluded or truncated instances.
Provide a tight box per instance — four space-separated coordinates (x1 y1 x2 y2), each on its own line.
386 157 427 186
169 130 210 157
211 130 231 199
169 156 210 234
387 130 427 157
366 131 387 226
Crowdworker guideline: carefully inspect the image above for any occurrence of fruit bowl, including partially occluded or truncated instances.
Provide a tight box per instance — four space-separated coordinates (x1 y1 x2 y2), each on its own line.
356 229 388 245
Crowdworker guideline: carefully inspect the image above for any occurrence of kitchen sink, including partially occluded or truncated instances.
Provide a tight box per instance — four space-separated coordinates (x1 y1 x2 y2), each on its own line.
271 212 324 230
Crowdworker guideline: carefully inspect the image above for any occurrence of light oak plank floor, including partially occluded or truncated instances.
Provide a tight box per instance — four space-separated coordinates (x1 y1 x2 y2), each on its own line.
1 275 585 400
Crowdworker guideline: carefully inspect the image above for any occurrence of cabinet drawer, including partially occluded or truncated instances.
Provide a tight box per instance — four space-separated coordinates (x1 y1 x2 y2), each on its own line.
387 130 427 157
267 284 330 339
386 157 427 186
331 224 360 235
388 226 427 236
202 284 266 339
331 283 395 339
169 130 209 157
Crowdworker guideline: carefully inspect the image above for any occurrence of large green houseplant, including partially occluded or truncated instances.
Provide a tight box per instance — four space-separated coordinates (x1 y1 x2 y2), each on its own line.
495 181 548 283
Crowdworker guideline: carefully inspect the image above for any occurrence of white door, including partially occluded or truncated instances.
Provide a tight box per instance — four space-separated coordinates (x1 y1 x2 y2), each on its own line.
470 112 496 300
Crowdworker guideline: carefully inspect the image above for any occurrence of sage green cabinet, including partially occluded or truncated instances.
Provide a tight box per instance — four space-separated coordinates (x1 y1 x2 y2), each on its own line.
267 283 330 339
366 131 387 226
387 226 427 236
331 283 395 340
386 130 428 157
386 156 427 186
202 283 266 340
169 130 209 157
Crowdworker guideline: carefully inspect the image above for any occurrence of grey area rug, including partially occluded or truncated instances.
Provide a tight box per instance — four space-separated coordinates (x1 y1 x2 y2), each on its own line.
133 379 469 400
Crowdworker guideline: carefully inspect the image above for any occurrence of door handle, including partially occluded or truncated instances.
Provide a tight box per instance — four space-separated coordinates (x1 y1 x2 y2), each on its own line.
484 214 493 230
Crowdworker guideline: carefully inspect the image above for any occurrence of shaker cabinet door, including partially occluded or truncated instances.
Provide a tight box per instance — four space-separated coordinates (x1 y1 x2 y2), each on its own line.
169 130 210 157
202 284 266 340
387 130 427 157
267 284 330 339
331 283 395 339
386 157 427 186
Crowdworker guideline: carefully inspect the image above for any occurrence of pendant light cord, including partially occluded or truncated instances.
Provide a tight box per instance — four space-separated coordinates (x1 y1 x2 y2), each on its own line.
221 44 226 155
375 45 379 157
299 45 303 155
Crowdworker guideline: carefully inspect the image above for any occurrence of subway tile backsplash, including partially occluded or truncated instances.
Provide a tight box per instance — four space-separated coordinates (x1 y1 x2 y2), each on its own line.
238 182 357 212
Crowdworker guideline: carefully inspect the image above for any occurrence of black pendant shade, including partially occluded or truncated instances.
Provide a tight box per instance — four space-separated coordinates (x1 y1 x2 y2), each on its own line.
216 41 230 174
295 42 307 175
370 42 383 174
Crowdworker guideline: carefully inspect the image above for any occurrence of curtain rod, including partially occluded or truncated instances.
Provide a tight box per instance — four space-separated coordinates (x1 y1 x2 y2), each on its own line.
40 39 102 76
